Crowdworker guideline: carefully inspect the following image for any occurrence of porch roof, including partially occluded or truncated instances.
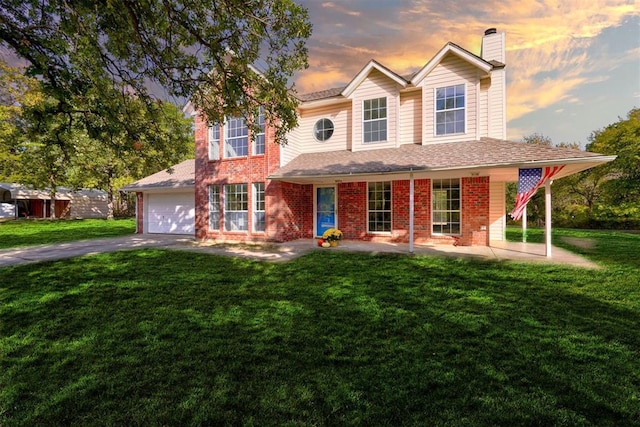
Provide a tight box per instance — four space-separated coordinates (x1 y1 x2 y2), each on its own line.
269 138 615 183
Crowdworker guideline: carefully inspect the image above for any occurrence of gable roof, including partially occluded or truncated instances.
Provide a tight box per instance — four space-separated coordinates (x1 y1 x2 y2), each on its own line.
269 139 614 182
411 42 495 85
121 159 195 191
341 59 408 97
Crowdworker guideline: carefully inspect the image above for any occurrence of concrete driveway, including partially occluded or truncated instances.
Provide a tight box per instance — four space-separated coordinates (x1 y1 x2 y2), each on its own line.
0 235 193 268
0 234 599 269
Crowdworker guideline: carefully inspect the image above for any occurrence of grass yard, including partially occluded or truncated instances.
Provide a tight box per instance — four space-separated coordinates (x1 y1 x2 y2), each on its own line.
1 229 639 426
0 218 135 249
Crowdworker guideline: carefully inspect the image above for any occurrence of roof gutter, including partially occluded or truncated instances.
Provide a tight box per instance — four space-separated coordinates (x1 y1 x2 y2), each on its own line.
268 155 617 181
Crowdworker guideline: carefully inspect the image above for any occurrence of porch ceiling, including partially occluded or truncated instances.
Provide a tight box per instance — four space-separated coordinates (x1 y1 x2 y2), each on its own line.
269 138 615 184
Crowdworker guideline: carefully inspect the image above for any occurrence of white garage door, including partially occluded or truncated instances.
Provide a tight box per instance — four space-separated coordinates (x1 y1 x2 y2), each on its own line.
147 192 195 234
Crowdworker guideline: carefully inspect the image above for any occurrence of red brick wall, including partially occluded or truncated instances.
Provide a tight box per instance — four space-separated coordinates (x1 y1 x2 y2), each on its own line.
194 112 307 242
337 182 367 239
461 176 490 246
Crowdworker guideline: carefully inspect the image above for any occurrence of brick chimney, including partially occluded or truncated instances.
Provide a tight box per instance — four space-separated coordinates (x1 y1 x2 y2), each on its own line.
481 28 505 64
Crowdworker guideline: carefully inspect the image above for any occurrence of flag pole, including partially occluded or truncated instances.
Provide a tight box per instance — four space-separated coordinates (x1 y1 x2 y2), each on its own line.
522 204 527 243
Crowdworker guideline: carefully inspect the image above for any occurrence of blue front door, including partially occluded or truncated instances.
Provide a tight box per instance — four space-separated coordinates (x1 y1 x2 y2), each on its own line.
316 187 336 237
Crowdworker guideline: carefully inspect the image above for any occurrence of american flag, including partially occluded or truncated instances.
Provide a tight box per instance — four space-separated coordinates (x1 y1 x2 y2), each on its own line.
510 165 565 220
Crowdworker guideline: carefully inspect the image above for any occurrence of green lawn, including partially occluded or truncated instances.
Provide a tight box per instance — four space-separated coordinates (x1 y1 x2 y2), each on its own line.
0 218 135 249
1 229 639 425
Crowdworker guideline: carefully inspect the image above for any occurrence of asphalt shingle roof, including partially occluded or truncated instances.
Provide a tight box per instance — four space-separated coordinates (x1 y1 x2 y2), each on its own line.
296 87 345 102
121 159 195 191
270 138 607 179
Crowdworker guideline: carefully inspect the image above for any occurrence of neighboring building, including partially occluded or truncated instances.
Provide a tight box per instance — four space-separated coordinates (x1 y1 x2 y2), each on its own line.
0 183 108 219
128 29 613 245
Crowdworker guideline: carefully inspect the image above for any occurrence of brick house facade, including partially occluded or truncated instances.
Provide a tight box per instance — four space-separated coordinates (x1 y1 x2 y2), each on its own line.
128 28 612 246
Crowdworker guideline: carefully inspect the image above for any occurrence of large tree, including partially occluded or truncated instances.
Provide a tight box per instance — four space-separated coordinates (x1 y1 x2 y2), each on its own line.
0 0 311 144
586 108 640 226
0 60 42 182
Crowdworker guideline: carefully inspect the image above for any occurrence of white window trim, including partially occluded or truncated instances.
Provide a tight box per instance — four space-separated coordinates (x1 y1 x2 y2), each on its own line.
253 107 266 155
224 183 248 232
431 178 462 236
208 124 220 160
209 185 220 230
362 97 388 144
367 181 392 234
433 83 467 137
253 182 265 233
224 117 249 158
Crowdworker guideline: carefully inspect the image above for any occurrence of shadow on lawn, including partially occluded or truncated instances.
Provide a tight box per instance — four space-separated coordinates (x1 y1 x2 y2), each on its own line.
1 249 639 425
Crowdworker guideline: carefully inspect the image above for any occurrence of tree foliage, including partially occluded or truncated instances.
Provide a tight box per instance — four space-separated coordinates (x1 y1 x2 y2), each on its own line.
0 0 311 144
0 60 193 218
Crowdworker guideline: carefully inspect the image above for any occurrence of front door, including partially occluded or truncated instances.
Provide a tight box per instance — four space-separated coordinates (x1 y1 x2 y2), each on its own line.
316 186 336 237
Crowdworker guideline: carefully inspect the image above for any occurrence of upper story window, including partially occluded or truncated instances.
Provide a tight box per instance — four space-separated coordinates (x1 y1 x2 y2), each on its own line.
253 107 265 155
435 84 465 135
225 116 248 158
208 124 220 160
363 97 387 143
314 118 334 142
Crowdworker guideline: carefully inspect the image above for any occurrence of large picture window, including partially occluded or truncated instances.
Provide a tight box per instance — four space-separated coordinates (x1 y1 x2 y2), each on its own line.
224 183 248 231
208 124 220 160
435 84 465 135
253 107 265 155
363 97 387 143
209 185 220 230
432 178 460 235
368 181 391 232
225 116 248 157
253 182 265 232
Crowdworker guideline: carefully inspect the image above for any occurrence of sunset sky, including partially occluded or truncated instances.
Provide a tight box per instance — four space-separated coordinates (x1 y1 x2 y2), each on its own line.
294 0 639 146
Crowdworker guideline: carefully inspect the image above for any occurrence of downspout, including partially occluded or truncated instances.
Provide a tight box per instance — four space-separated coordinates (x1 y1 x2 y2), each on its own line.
522 204 527 243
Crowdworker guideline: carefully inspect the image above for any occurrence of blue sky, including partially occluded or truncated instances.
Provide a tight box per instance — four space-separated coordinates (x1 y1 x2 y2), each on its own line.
294 0 639 146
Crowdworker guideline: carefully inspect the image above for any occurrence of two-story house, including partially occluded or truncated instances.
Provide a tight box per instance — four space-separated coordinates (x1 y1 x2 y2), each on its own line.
125 29 613 247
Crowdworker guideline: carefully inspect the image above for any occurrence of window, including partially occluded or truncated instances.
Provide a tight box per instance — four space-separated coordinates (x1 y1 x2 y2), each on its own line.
209 185 220 230
432 178 460 235
435 84 465 135
314 118 334 141
225 116 248 157
224 183 248 231
253 107 265 155
368 181 391 232
208 124 220 160
253 182 265 232
363 97 387 143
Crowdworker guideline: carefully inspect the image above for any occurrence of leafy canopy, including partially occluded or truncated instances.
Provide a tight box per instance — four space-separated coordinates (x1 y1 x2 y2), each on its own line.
0 0 312 143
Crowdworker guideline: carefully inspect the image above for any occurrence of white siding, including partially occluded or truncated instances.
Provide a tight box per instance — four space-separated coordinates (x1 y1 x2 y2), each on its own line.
350 69 400 152
282 126 302 166
487 69 506 139
399 90 422 145
421 54 479 145
489 181 506 241
294 101 351 154
479 79 489 138
0 202 15 218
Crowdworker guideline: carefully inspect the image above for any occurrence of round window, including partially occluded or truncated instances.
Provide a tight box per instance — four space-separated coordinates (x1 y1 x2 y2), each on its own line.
313 118 334 142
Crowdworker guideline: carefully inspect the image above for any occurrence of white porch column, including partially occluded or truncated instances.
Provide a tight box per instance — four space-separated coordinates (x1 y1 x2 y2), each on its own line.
409 171 415 253
545 180 552 258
